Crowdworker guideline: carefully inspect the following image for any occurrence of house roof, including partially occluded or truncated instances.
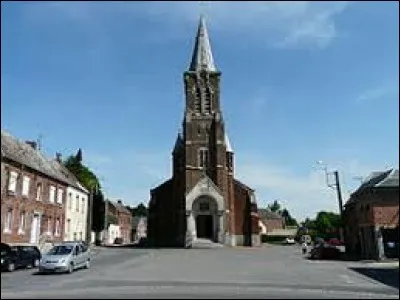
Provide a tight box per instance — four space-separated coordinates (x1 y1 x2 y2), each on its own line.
107 200 131 215
48 159 89 194
346 168 399 206
1 130 68 184
234 179 254 193
258 208 282 220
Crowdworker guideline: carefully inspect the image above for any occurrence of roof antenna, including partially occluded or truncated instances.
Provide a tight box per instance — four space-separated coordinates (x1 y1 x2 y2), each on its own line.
37 134 43 151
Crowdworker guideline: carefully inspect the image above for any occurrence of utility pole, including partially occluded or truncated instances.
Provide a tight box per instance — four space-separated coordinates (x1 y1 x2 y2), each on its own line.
103 198 108 245
86 187 94 245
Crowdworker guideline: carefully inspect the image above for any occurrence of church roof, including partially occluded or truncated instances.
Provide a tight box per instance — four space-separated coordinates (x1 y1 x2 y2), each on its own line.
188 15 216 72
173 133 183 154
225 133 233 153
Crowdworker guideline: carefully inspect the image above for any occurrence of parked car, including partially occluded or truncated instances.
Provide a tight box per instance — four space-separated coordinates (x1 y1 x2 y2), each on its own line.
1 243 41 272
38 241 90 274
283 237 296 245
310 243 341 260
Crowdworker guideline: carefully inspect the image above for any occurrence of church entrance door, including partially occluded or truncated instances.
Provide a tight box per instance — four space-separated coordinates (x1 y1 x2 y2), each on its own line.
196 215 213 239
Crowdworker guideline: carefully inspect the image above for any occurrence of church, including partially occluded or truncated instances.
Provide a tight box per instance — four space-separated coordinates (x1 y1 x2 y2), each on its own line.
147 16 260 248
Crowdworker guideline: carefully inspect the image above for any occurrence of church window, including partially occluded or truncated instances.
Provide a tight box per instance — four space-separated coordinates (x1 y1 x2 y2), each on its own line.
194 87 201 112
203 88 212 114
198 148 209 169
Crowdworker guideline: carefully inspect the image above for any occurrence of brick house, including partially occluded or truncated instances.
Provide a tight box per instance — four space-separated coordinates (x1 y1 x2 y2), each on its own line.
343 168 399 260
105 199 132 244
258 209 285 235
148 16 260 248
1 130 69 246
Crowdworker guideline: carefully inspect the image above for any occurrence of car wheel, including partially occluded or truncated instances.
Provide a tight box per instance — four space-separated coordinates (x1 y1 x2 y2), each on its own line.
33 259 40 268
67 263 74 274
85 259 90 269
8 263 15 272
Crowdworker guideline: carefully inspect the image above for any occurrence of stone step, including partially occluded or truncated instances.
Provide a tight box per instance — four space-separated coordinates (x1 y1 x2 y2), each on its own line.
191 238 224 249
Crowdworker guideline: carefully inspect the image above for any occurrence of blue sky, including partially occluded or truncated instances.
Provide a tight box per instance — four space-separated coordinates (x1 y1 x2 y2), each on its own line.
1 1 399 221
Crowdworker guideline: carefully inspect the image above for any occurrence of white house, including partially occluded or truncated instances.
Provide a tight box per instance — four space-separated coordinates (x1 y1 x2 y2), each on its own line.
49 155 89 242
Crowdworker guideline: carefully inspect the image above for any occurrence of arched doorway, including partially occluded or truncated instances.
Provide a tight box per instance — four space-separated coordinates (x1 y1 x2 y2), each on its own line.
192 196 218 241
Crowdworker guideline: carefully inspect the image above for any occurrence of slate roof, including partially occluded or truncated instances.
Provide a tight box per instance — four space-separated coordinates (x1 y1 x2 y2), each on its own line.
234 179 255 192
1 130 68 184
189 15 216 72
258 208 282 220
48 159 89 194
108 200 131 215
346 168 399 206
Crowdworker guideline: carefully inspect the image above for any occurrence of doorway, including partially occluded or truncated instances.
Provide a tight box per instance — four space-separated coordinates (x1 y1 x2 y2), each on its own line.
196 215 213 239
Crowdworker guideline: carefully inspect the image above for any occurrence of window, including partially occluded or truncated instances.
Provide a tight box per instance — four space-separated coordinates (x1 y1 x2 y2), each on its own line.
47 217 52 235
49 186 56 203
55 218 60 236
68 193 72 210
76 195 80 212
203 88 212 113
57 188 63 204
4 209 13 233
194 87 201 112
18 212 26 234
198 148 209 169
7 171 18 193
22 176 30 196
81 198 85 214
36 183 42 201
66 219 71 235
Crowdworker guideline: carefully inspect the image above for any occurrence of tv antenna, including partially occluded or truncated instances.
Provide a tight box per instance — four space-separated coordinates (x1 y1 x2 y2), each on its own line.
36 134 43 151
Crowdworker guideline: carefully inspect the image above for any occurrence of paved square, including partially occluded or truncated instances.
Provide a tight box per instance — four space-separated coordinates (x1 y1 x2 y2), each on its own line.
1 245 398 299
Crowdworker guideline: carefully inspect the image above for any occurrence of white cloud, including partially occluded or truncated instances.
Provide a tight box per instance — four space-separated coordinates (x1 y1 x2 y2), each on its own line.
20 1 350 49
356 82 399 104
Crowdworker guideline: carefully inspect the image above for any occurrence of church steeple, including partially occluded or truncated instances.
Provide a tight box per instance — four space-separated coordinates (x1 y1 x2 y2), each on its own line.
188 15 216 72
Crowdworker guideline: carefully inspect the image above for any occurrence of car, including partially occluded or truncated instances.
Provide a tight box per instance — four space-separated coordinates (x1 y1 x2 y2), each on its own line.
1 243 42 272
283 237 296 245
310 243 341 260
38 241 90 274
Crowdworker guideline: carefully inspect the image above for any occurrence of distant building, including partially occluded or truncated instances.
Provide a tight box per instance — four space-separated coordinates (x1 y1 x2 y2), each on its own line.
258 209 285 235
132 216 147 242
343 169 399 260
105 199 132 244
1 130 68 246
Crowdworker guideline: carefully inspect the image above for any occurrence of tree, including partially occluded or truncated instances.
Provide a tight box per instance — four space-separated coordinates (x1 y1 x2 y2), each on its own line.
302 211 342 240
268 200 281 213
281 208 298 227
63 151 105 232
126 203 148 217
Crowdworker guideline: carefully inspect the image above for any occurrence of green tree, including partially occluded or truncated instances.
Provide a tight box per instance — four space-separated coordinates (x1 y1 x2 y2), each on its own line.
63 150 105 232
268 200 281 213
281 208 298 227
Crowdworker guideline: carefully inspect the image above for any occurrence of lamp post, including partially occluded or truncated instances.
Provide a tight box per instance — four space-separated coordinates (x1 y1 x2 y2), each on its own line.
316 161 345 242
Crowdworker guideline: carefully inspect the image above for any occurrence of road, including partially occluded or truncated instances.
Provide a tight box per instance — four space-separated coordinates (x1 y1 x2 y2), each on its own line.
1 245 398 299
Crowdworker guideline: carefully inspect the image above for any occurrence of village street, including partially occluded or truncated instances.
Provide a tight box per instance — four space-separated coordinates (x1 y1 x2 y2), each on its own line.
1 245 398 299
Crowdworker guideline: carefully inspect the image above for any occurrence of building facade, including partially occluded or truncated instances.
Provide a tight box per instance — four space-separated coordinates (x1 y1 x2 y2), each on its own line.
148 16 260 248
1 131 68 246
344 169 399 260
48 156 89 242
105 200 132 244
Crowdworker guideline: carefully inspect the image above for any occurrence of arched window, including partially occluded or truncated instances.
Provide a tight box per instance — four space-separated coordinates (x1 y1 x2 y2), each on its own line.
194 87 201 113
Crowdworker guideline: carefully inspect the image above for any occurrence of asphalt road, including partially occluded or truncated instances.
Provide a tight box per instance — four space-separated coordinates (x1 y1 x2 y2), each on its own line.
1 245 398 299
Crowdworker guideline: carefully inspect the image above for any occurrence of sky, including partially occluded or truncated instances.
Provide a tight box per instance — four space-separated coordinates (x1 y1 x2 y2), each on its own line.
1 1 399 221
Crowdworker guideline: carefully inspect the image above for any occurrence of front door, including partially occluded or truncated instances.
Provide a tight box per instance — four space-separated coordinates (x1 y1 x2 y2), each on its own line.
30 214 40 244
196 215 213 239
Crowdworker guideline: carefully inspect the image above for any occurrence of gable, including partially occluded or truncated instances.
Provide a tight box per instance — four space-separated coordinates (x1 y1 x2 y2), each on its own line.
185 175 225 211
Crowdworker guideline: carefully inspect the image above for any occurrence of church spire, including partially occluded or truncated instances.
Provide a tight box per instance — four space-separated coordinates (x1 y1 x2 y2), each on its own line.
188 15 216 72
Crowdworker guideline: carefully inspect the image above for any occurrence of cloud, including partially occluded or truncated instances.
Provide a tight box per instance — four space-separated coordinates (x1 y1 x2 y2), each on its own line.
19 1 350 49
356 82 399 104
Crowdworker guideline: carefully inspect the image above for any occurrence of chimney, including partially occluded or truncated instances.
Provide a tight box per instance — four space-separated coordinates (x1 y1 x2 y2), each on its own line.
25 141 37 150
56 152 62 163
117 200 122 205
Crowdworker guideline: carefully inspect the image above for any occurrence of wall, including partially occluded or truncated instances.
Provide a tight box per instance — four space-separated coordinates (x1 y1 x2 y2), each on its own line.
1 161 66 245
64 186 89 241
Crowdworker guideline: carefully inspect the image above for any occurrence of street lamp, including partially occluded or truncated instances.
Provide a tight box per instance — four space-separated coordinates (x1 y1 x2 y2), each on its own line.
316 160 345 243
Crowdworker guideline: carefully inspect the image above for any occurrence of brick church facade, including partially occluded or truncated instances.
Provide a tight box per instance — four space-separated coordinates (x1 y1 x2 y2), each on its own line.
147 16 260 248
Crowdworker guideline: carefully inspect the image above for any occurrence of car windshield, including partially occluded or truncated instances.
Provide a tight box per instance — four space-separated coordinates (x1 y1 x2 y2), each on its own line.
47 245 73 255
